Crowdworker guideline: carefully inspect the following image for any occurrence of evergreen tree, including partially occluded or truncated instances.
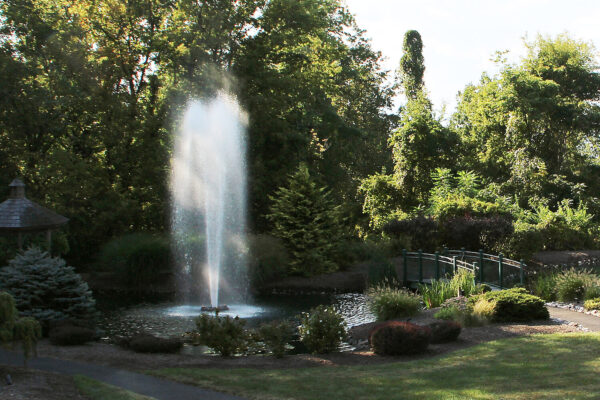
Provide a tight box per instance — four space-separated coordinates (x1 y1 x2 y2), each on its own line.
399 30 425 100
267 165 342 276
0 248 96 326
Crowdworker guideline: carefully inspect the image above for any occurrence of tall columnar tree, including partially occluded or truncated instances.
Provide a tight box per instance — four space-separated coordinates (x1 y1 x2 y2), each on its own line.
267 165 342 277
0 291 41 362
399 30 425 100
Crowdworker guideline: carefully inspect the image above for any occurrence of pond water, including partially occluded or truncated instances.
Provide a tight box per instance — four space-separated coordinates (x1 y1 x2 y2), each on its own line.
97 293 375 340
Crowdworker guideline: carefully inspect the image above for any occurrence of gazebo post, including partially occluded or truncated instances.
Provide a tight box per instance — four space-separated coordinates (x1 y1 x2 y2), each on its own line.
46 230 52 252
18 232 23 250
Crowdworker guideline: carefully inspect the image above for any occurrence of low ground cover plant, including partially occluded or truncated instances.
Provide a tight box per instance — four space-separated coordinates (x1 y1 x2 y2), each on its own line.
194 314 248 356
367 282 422 320
469 288 549 322
298 305 346 354
369 321 431 355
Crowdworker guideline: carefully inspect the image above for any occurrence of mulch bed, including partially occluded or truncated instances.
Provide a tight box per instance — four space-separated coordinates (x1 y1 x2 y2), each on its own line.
0 365 87 400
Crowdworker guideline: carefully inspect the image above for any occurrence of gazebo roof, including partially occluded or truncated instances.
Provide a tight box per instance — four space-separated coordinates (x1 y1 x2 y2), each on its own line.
0 179 68 232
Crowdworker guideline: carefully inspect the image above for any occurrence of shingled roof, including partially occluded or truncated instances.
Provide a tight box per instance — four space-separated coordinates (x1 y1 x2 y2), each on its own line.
0 179 68 232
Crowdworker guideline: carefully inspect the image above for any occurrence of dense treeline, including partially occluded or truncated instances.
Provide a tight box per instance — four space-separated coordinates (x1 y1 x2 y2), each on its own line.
1 0 599 270
0 0 393 264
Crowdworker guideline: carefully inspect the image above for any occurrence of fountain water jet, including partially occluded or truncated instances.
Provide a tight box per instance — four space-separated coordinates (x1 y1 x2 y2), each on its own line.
171 92 247 307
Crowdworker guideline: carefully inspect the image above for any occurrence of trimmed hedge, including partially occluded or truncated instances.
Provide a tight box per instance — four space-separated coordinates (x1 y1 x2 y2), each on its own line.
369 321 431 356
128 334 183 353
470 288 549 322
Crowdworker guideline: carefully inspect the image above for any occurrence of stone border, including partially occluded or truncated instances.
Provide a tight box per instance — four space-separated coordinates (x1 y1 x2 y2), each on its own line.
546 301 600 318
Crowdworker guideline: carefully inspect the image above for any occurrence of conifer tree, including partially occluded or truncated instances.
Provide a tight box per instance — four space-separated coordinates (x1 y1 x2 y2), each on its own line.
0 248 96 326
267 165 342 277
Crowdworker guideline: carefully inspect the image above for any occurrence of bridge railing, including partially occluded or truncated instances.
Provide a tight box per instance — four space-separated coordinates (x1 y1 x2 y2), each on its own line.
401 248 525 289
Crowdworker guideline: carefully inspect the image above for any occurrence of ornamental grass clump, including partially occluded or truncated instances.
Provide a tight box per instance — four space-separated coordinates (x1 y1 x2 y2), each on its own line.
367 283 422 321
419 270 480 309
369 321 431 355
298 305 346 354
555 268 599 302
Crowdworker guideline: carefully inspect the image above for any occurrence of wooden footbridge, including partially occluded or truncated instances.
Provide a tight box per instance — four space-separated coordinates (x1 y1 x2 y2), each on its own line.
398 248 526 289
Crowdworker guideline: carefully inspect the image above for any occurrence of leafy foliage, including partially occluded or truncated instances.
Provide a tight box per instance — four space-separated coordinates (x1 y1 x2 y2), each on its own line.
195 314 249 357
369 321 431 355
0 248 96 327
256 320 294 358
298 305 346 354
554 268 599 302
427 321 462 343
584 298 600 311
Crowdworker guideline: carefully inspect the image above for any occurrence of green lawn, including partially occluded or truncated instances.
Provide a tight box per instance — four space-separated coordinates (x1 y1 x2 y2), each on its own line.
74 375 157 400
151 333 600 400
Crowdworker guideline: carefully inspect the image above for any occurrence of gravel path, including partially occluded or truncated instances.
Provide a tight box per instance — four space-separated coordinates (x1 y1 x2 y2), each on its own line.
0 349 245 400
548 306 600 332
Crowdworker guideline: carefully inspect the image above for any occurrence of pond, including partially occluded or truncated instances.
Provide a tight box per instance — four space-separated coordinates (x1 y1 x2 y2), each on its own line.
97 293 375 342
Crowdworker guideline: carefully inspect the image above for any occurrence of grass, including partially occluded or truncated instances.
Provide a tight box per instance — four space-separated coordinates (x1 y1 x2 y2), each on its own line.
73 375 157 400
151 333 600 399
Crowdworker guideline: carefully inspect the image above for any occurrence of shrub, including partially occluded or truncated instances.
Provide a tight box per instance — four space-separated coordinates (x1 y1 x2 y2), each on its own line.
471 298 496 322
555 268 599 302
584 298 600 311
428 321 461 343
49 325 95 346
256 320 294 358
128 334 183 353
367 284 422 320
0 248 96 328
532 273 558 301
0 291 42 361
298 305 346 354
195 314 248 356
369 321 431 355
440 215 513 253
471 288 549 322
98 233 170 290
247 234 289 289
434 306 461 321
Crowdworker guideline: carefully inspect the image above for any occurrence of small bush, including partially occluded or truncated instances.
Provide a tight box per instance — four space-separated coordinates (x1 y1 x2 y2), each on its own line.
532 273 557 301
434 306 461 321
49 325 95 346
298 305 346 354
555 268 598 302
471 288 549 322
367 284 422 320
128 334 183 353
256 320 294 358
471 298 496 322
428 321 461 343
195 314 248 356
370 321 431 355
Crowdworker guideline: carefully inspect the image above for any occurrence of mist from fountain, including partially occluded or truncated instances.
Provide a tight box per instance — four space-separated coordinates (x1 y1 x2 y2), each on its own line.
170 92 247 307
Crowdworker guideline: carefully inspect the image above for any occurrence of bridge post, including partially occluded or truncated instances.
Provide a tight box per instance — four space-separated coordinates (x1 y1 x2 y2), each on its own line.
479 249 484 283
461 247 465 260
452 256 457 275
498 253 504 289
402 249 408 287
473 262 478 287
520 259 525 285
435 251 440 280
418 249 423 284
